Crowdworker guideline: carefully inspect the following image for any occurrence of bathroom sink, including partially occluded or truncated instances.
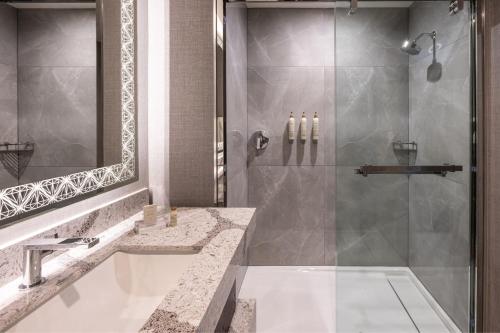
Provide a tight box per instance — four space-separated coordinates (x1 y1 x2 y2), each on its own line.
8 252 196 333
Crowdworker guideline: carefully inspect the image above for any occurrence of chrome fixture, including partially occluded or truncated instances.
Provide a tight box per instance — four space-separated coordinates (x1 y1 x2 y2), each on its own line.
392 141 417 153
401 31 437 56
255 131 270 152
348 0 357 16
449 0 464 15
19 236 99 289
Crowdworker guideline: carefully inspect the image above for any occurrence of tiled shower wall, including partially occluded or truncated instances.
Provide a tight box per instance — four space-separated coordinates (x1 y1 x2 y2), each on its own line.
0 4 18 189
242 8 410 266
17 10 97 184
226 4 248 207
245 9 335 265
335 8 410 266
408 1 471 331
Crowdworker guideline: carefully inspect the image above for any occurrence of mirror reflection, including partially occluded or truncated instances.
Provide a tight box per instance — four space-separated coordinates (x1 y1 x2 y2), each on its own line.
0 0 122 189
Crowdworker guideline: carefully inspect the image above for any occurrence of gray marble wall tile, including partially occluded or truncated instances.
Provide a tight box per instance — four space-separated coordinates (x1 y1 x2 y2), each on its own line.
245 9 336 266
19 166 93 185
334 8 410 267
408 1 470 65
248 67 330 166
336 8 409 67
0 4 18 189
324 166 336 265
18 66 97 167
335 167 408 266
18 10 96 67
0 189 149 288
248 9 334 67
325 67 336 166
409 174 469 332
409 37 470 167
248 166 329 265
0 4 17 67
408 3 471 332
0 170 17 189
336 66 409 166
226 5 248 207
0 65 18 143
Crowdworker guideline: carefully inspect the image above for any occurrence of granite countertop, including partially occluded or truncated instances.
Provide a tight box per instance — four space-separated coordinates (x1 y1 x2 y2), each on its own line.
0 207 255 332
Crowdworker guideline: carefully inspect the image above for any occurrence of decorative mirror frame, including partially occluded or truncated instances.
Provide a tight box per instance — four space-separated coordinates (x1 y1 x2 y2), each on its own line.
0 0 137 225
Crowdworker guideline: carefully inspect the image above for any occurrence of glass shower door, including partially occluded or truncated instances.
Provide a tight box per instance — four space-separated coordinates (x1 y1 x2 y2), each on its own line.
334 1 473 332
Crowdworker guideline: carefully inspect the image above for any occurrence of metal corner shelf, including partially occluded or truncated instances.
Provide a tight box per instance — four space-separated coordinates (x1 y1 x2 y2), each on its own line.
355 164 463 177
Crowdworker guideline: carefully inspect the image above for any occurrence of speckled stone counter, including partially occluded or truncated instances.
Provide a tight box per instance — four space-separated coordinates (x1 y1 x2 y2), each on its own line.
0 207 255 332
229 299 256 333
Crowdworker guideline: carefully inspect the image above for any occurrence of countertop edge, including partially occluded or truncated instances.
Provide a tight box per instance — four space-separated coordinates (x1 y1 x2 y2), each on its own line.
0 207 256 333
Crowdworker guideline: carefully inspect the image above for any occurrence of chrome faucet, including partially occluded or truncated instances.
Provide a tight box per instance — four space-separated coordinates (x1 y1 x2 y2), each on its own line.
19 236 99 289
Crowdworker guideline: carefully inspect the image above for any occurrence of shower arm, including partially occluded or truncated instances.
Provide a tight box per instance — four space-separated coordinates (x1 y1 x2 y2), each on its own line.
412 31 437 44
412 31 438 61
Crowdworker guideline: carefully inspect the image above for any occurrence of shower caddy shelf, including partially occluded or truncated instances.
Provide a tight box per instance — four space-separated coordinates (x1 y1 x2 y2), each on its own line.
0 142 34 153
0 142 35 179
356 164 463 177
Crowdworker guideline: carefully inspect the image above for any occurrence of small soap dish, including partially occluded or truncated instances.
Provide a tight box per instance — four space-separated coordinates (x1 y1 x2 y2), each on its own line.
392 141 417 152
392 141 417 166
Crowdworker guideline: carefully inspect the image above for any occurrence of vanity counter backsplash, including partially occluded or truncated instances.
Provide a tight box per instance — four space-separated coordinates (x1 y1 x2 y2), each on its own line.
0 199 256 333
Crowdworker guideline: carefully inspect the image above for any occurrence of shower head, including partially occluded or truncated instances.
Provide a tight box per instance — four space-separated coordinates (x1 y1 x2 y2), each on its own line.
401 40 422 55
400 31 437 56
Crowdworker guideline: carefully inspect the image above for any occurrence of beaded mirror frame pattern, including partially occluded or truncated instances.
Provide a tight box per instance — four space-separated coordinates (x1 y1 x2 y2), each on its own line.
0 0 136 224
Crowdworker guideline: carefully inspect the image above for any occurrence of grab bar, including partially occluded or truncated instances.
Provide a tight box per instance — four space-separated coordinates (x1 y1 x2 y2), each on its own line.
355 165 463 177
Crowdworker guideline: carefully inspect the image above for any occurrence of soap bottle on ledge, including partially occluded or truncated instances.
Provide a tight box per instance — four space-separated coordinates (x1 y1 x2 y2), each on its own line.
170 207 177 227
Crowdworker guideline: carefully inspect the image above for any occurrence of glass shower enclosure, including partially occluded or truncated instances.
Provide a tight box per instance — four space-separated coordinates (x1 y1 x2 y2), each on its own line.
223 0 476 331
335 1 474 331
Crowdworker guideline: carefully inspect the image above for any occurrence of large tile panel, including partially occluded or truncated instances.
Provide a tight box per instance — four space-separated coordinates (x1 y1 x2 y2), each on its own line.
336 8 409 67
325 67 336 166
248 9 334 67
248 67 330 166
409 173 469 332
0 4 17 66
409 37 470 167
336 66 409 166
18 67 97 167
18 9 96 67
335 166 408 266
0 4 18 189
0 64 17 143
226 5 248 207
19 166 94 185
324 165 336 265
248 166 330 265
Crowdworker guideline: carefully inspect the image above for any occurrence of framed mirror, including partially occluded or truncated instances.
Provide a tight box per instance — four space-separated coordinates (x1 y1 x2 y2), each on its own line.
0 0 137 226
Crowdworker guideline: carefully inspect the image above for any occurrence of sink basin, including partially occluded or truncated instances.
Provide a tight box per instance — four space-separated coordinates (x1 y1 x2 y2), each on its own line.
9 252 196 333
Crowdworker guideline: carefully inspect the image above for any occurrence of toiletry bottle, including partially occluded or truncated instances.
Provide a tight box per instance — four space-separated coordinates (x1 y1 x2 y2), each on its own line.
143 204 158 225
170 207 177 227
300 112 307 141
312 112 319 142
288 112 295 142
